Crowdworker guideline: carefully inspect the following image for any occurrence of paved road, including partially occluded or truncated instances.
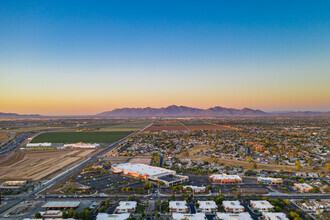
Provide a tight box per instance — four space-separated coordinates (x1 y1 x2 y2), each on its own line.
0 123 153 216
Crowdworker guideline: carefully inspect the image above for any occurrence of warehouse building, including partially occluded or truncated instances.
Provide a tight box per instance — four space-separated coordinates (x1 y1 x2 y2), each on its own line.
209 174 242 184
63 142 100 149
115 201 137 213
216 212 252 220
257 177 283 185
169 201 188 213
197 201 217 213
2 181 27 186
111 163 188 186
172 213 207 220
262 212 289 220
222 201 245 213
26 143 52 147
250 200 274 212
294 183 313 193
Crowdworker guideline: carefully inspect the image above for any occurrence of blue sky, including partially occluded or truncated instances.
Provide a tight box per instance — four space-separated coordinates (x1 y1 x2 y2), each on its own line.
0 0 329 114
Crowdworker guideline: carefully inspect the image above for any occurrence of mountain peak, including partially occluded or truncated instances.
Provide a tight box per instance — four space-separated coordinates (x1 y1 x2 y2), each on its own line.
97 105 267 117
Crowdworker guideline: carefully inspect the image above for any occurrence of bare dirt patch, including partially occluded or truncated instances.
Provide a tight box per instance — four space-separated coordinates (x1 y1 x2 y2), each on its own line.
0 149 101 181
145 125 188 132
0 132 10 143
186 125 235 130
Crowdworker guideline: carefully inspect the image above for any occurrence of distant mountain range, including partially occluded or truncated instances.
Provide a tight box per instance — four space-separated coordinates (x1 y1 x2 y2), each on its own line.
97 105 330 117
98 105 266 117
1 106 329 118
0 112 42 118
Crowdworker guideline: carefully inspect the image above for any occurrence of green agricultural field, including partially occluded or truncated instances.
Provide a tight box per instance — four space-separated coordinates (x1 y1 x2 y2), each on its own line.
31 131 133 143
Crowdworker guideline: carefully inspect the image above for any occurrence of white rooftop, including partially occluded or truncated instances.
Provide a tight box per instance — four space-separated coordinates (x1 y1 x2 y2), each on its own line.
262 212 289 220
250 200 274 209
42 201 80 208
222 201 244 209
198 201 217 209
216 212 253 220
172 213 206 220
117 201 137 210
113 163 175 177
96 213 131 220
184 185 205 189
210 174 242 180
169 201 188 209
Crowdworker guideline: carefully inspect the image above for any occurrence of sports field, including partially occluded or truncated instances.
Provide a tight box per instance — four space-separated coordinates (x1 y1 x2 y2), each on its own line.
31 131 133 143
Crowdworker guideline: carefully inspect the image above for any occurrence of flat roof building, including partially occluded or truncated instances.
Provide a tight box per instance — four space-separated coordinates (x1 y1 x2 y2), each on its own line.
197 201 217 213
209 174 242 184
2 181 27 186
96 213 131 220
216 212 253 220
222 201 244 213
257 177 283 184
250 200 274 212
262 212 289 220
294 183 313 193
172 213 207 220
169 201 188 213
112 163 188 186
26 143 52 147
42 201 80 210
115 201 137 213
63 143 100 149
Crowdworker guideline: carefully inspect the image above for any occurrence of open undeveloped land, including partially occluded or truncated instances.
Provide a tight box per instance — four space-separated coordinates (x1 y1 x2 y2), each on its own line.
0 132 10 143
0 149 101 181
31 131 133 143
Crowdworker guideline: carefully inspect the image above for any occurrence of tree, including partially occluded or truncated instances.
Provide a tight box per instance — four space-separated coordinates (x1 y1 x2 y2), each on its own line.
327 161 330 173
74 211 80 219
296 160 302 170
68 208 74 218
207 185 212 191
34 212 41 218
253 162 257 169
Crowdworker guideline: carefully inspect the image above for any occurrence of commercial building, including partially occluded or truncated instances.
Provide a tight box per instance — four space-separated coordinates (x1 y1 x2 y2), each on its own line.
115 201 137 213
262 212 289 220
169 201 188 213
172 213 207 220
222 201 245 213
63 143 100 149
294 183 313 193
183 185 206 193
42 201 80 210
257 177 283 185
250 200 274 212
96 213 131 220
2 181 27 186
26 143 52 147
216 212 252 220
111 163 188 186
0 181 27 192
197 201 217 213
209 174 242 184
301 201 330 212
39 210 62 218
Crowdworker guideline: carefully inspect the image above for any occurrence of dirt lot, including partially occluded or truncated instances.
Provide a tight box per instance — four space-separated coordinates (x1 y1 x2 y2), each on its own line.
0 132 10 143
0 149 101 181
186 125 236 130
145 125 189 132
